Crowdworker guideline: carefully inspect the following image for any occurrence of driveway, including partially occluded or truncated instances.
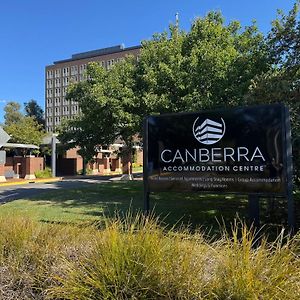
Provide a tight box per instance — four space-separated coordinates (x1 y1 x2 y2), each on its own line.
0 176 114 204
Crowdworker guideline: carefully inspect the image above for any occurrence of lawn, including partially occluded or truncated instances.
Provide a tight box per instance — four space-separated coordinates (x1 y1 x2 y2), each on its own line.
1 181 300 298
1 180 298 237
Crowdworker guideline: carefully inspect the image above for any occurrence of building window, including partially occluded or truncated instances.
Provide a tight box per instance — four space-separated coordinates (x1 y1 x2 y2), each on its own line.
47 98 53 105
47 107 53 116
79 64 87 74
54 69 61 78
47 89 53 97
63 67 69 76
63 96 69 105
55 97 61 105
63 77 69 86
63 106 69 114
107 59 114 70
71 65 78 75
47 70 53 79
55 88 61 97
47 80 53 88
55 78 61 87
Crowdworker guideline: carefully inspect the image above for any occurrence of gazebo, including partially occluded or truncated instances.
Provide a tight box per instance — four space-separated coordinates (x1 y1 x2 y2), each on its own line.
0 142 43 182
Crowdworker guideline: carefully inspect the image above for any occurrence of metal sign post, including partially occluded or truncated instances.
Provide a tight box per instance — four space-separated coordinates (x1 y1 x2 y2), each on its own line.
143 118 150 214
248 195 260 228
51 134 57 178
284 107 295 232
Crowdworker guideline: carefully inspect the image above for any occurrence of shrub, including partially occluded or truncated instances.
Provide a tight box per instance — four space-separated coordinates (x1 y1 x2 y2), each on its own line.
34 167 52 178
77 168 93 175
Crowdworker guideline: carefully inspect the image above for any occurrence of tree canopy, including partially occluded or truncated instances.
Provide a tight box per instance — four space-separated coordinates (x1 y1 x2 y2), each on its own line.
24 99 45 128
58 59 139 173
3 101 45 146
4 101 23 126
59 2 300 181
245 1 300 183
135 12 268 115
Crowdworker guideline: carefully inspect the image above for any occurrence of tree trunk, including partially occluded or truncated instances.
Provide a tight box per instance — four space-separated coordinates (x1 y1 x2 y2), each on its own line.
128 151 133 176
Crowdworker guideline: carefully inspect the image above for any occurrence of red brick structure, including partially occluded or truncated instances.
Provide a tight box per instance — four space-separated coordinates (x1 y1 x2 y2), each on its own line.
4 156 44 179
0 164 5 182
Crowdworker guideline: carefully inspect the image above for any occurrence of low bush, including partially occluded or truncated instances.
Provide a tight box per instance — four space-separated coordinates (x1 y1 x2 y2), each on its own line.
34 167 52 178
77 168 93 175
0 213 299 299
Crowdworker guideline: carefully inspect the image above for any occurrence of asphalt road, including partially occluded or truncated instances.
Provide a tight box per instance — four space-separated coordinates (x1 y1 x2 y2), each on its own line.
0 176 114 204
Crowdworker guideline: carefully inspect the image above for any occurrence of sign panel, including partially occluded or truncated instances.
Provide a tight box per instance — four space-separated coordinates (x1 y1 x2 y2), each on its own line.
0 127 10 148
145 104 291 195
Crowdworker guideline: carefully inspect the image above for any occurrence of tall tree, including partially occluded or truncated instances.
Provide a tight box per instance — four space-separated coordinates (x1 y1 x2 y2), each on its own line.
4 101 23 126
58 59 139 175
58 63 117 175
246 1 300 184
24 99 45 128
3 101 45 147
4 116 45 146
135 12 268 115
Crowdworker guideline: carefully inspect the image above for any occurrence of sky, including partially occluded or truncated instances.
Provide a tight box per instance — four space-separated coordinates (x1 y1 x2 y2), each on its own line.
0 0 296 123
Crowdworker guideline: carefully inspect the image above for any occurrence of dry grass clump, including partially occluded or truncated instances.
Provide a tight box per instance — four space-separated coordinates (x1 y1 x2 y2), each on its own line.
0 213 299 299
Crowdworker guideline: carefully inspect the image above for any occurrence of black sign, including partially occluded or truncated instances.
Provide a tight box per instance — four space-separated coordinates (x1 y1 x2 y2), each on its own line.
144 104 292 195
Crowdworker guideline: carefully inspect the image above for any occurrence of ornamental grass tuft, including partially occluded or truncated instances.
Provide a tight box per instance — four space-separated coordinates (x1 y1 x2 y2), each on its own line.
0 213 299 299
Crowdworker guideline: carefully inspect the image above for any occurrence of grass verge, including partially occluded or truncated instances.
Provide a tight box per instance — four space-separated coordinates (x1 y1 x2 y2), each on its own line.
1 181 299 237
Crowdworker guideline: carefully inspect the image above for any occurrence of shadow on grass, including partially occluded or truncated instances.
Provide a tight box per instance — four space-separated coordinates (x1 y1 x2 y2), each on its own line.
1 179 299 238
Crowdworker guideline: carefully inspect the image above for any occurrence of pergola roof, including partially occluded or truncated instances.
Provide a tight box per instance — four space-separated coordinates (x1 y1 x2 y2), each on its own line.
1 143 39 149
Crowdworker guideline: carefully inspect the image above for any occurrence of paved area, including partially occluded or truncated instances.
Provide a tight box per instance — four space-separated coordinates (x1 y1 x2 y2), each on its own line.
0 173 143 204
0 176 113 204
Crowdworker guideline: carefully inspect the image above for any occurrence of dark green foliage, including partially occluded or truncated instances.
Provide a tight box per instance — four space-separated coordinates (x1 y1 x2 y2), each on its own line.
136 12 268 114
246 1 300 184
3 101 45 146
24 99 45 128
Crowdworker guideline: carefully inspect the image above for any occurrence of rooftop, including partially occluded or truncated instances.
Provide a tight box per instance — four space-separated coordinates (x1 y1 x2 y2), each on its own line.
53 44 141 65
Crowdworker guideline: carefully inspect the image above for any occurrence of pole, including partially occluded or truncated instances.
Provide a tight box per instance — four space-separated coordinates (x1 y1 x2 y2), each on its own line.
143 117 150 214
285 107 295 233
51 134 56 178
248 195 260 228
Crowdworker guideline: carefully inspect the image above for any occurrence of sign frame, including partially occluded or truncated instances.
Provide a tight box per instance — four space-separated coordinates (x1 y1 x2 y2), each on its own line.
143 104 294 230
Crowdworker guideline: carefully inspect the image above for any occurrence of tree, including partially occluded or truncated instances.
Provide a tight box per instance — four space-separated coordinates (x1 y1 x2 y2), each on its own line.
58 63 119 175
58 59 139 175
3 101 45 147
4 116 45 146
246 1 300 184
4 101 23 126
59 13 269 175
135 12 268 115
24 99 45 128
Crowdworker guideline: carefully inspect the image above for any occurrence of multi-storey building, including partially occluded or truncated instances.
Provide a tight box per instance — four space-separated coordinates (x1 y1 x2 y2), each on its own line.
45 44 141 132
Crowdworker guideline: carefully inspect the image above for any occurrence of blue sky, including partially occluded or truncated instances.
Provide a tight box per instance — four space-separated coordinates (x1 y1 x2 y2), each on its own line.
0 0 296 123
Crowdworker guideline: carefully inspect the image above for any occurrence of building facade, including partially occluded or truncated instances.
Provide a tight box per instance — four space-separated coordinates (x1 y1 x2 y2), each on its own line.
45 44 141 133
